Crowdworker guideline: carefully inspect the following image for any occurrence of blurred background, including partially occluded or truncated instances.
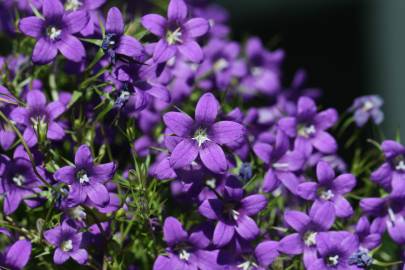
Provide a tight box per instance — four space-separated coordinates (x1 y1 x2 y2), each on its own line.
217 0 405 138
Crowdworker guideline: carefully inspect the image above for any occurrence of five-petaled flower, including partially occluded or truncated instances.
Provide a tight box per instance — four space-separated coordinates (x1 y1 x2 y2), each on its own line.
44 221 88 265
19 0 90 64
54 144 116 207
163 92 246 174
141 0 210 63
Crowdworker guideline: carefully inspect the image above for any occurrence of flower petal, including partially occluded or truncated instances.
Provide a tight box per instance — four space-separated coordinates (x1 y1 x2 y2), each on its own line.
64 10 89 33
169 139 199 169
184 18 209 38
213 221 235 247
116 35 144 58
153 39 176 63
19 16 44 38
312 131 337 154
316 161 335 185
178 40 204 63
278 233 304 255
296 182 318 200
235 215 259 240
284 210 310 233
106 7 124 34
32 39 58 64
57 35 86 62
86 183 110 207
71 249 88 265
5 240 32 269
309 202 335 230
54 166 76 184
141 14 167 37
209 121 246 146
240 194 267 216
47 122 65 140
255 241 279 267
195 92 219 126
53 249 69 264
199 141 228 174
163 217 188 245
74 144 93 167
43 0 64 20
332 173 356 194
167 0 188 22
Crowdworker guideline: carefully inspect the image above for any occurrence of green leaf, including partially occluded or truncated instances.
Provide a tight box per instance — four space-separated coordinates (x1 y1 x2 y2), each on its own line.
80 38 102 47
67 91 83 109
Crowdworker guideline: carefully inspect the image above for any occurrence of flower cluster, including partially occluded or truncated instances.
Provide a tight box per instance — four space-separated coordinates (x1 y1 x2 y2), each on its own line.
0 0 398 269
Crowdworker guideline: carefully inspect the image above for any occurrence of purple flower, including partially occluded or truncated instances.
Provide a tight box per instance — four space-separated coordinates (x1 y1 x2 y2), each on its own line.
354 216 381 250
54 144 116 207
231 240 279 270
350 95 384 127
278 203 335 268
163 92 246 174
278 97 338 156
141 0 210 63
197 38 246 90
63 0 106 36
153 217 221 270
0 149 42 214
0 240 32 270
307 231 360 270
101 7 144 63
371 140 405 194
198 176 267 247
44 221 88 265
297 161 356 218
240 37 284 96
19 0 89 64
10 90 66 147
253 130 304 193
111 61 170 112
359 195 404 234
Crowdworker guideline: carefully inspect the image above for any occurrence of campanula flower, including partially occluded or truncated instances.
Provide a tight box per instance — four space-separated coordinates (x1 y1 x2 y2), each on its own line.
0 240 32 270
10 90 66 147
297 161 356 218
54 144 116 207
163 92 246 174
44 221 88 265
350 95 384 127
101 7 144 64
141 0 210 63
153 217 221 270
19 0 89 64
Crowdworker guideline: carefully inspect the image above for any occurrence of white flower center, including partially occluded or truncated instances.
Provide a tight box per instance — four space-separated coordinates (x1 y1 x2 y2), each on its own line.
272 162 289 170
362 101 374 112
206 178 216 189
298 124 316 138
252 67 263 77
396 160 405 171
179 249 190 261
304 231 317 247
231 209 240 221
166 28 183 45
76 170 90 184
237 261 258 270
61 240 73 252
320 189 334 201
47 27 62 41
193 128 210 147
12 174 25 186
214 58 229 71
327 255 339 266
65 0 82 11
